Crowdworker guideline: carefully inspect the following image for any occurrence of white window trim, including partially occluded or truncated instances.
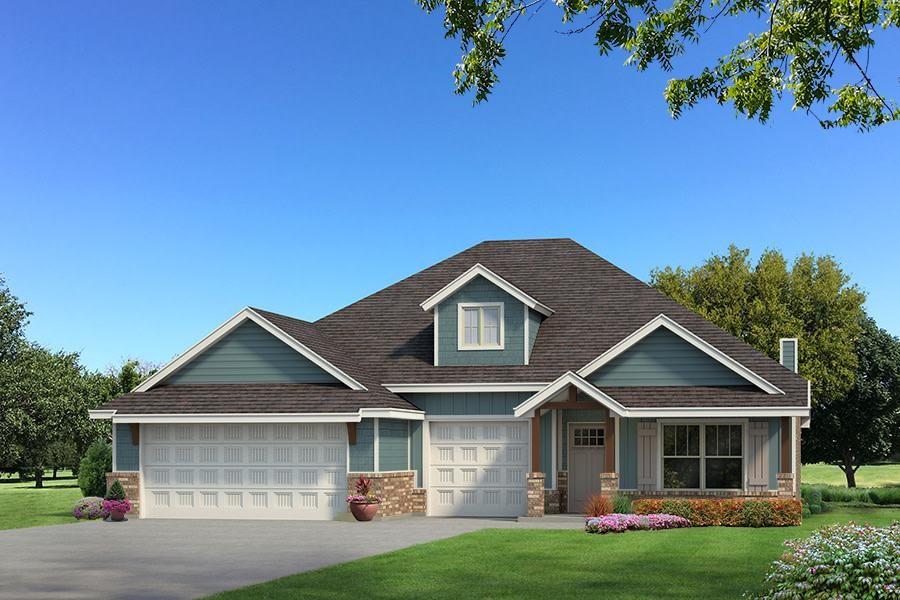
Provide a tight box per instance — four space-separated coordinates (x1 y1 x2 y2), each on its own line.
457 302 505 351
657 420 748 492
779 338 799 373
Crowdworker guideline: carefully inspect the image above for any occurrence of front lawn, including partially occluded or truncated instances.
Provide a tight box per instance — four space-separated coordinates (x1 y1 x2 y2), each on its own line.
207 506 900 600
0 472 82 531
802 462 900 487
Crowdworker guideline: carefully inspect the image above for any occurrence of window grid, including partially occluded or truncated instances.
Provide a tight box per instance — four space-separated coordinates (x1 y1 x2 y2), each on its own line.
458 303 504 350
573 427 604 447
662 424 744 490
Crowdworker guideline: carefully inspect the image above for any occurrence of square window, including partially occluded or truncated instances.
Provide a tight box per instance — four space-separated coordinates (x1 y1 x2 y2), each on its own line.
458 303 504 349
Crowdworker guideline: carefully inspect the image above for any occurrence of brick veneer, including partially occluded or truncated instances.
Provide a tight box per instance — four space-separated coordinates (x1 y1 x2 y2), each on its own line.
527 472 545 517
347 471 416 517
544 489 561 514
410 488 427 513
777 473 795 498
623 489 780 499
599 472 619 497
557 471 568 512
106 472 142 516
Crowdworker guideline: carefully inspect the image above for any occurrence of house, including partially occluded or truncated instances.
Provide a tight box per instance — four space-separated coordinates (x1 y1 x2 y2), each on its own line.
90 239 810 520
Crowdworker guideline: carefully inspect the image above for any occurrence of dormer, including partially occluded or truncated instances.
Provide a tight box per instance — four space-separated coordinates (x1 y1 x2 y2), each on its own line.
420 264 553 366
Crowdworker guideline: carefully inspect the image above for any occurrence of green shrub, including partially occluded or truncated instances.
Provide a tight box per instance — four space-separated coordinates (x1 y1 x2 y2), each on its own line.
809 502 822 514
869 487 900 505
801 502 811 517
612 495 632 514
105 479 126 500
741 500 774 527
77 441 111 497
632 498 802 527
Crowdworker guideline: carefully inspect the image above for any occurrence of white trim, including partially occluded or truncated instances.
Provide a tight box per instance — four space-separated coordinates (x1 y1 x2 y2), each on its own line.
111 413 363 424
89 410 116 420
625 406 809 417
790 416 797 494
551 409 557 489
433 309 440 366
457 302 505 350
111 421 118 472
422 417 431 490
358 408 425 421
407 421 412 471
514 372 630 418
614 416 620 473
373 418 380 472
523 304 529 365
383 382 549 393
425 414 522 422
576 314 784 395
420 263 554 316
138 424 144 518
133 308 367 392
779 338 799 373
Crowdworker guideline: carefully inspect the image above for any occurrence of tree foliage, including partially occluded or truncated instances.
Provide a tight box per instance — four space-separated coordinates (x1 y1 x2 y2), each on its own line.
417 0 899 130
78 441 112 497
803 317 900 486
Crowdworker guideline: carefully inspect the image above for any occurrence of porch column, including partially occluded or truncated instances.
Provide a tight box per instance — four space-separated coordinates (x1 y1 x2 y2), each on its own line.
605 415 616 472
531 413 541 472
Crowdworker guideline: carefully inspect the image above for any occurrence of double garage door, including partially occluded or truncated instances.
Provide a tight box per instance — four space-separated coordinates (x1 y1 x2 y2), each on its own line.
428 420 529 517
142 423 347 520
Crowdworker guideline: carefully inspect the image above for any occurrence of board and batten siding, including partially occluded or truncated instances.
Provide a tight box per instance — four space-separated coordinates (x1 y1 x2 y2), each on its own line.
588 328 749 387
402 392 533 416
115 423 140 471
436 275 526 366
165 320 338 384
618 418 638 489
349 419 375 471
527 308 542 361
379 419 410 471
540 410 552 489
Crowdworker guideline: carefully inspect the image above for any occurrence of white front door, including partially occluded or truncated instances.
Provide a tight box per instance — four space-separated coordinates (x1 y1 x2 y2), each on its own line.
427 420 529 517
568 423 605 513
142 423 347 520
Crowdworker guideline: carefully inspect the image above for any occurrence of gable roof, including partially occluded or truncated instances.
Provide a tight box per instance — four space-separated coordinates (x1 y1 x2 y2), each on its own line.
420 263 554 316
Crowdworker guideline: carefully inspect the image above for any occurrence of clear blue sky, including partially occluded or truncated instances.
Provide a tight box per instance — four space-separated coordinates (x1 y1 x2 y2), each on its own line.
1 2 898 372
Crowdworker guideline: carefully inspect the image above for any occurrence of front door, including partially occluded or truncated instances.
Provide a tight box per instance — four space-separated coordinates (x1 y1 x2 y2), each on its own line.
568 423 605 513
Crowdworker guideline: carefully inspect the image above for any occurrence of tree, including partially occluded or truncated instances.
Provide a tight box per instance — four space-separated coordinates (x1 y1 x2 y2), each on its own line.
0 275 30 363
803 317 900 486
78 441 112 497
417 0 899 130
652 246 867 404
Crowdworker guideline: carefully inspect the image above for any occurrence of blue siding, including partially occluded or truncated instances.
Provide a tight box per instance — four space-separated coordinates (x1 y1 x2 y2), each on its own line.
379 419 410 471
115 423 140 471
618 418 638 489
436 276 525 366
350 419 375 471
410 421 423 486
540 410 552 489
768 417 780 489
166 321 338 384
402 392 532 416
560 407 607 469
527 309 542 360
589 328 749 387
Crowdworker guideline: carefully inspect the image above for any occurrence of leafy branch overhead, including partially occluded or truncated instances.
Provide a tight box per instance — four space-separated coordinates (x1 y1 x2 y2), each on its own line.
417 0 900 130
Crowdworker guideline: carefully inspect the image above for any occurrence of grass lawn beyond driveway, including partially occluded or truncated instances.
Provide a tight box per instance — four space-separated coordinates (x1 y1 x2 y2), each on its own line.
207 506 900 600
0 473 82 531
802 462 900 487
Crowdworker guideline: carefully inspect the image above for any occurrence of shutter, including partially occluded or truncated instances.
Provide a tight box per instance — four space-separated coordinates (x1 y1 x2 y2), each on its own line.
636 422 658 487
748 421 769 486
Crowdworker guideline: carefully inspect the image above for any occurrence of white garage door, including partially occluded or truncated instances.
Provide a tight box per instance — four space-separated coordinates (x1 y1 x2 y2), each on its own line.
142 423 347 520
428 420 529 517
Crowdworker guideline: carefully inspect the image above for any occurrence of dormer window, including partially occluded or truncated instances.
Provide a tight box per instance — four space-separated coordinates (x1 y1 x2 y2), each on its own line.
458 303 504 350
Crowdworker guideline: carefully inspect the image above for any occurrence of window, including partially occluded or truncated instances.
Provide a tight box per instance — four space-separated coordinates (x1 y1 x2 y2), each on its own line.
573 426 604 447
663 423 743 490
458 303 504 349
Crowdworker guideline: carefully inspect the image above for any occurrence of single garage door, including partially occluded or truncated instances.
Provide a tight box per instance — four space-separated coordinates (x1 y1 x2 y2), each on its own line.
142 423 347 520
428 420 529 517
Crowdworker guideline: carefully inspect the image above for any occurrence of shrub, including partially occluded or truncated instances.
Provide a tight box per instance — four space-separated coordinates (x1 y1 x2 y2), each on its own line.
756 522 900 599
870 487 900 506
72 497 107 520
584 494 614 517
105 479 126 500
612 494 632 514
632 498 802 527
584 513 691 534
77 442 111 497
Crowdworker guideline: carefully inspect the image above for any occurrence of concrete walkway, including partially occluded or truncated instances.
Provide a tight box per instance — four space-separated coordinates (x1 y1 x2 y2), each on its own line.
0 516 579 600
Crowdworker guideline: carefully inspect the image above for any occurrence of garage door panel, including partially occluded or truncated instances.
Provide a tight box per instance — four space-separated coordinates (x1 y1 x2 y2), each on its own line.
142 423 347 520
428 420 529 517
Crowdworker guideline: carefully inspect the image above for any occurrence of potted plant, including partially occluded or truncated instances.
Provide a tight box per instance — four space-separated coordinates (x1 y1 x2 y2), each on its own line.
346 475 381 521
102 479 133 522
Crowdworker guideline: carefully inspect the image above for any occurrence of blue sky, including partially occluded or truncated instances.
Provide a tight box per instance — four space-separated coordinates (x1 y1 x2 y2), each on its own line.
1 1 898 371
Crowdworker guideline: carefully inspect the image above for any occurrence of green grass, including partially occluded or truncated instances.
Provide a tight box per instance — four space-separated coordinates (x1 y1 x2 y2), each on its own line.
802 462 900 487
0 471 83 531
207 506 900 600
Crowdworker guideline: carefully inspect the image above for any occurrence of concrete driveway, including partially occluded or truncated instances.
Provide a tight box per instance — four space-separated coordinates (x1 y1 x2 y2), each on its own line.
0 517 526 600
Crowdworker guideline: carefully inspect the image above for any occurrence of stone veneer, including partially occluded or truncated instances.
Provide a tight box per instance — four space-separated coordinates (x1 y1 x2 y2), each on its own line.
526 472 545 517
557 471 568 512
347 471 417 517
599 472 619 497
777 473 795 498
105 472 142 516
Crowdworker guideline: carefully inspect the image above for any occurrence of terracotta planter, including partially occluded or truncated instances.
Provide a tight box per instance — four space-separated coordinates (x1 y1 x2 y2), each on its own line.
109 509 127 522
349 501 379 521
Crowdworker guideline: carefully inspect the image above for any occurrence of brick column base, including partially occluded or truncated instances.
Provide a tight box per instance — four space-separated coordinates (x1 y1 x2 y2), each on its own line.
557 471 568 513
410 488 427 513
106 472 142 516
599 472 619 498
527 472 545 517
348 471 416 517
777 473 795 498
544 490 561 514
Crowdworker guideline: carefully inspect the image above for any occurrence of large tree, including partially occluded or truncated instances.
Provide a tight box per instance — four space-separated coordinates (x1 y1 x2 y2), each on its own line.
803 317 900 486
417 0 899 130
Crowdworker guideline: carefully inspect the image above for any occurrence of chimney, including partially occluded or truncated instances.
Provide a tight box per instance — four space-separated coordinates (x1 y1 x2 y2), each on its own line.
779 338 798 372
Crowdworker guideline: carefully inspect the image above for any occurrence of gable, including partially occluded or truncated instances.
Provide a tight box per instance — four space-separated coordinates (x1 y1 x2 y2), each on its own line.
164 320 339 385
588 328 750 387
436 275 525 366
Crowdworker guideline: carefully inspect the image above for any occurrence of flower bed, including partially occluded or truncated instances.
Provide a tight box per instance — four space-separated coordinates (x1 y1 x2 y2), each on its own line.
756 522 900 598
584 513 691 534
632 498 801 527
72 497 108 520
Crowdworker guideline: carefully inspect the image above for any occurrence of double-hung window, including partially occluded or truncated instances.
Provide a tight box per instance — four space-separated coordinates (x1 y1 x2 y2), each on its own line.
458 303 504 350
662 423 743 490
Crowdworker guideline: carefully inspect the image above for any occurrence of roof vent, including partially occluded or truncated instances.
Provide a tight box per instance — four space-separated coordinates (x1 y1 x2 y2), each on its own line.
779 338 798 373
